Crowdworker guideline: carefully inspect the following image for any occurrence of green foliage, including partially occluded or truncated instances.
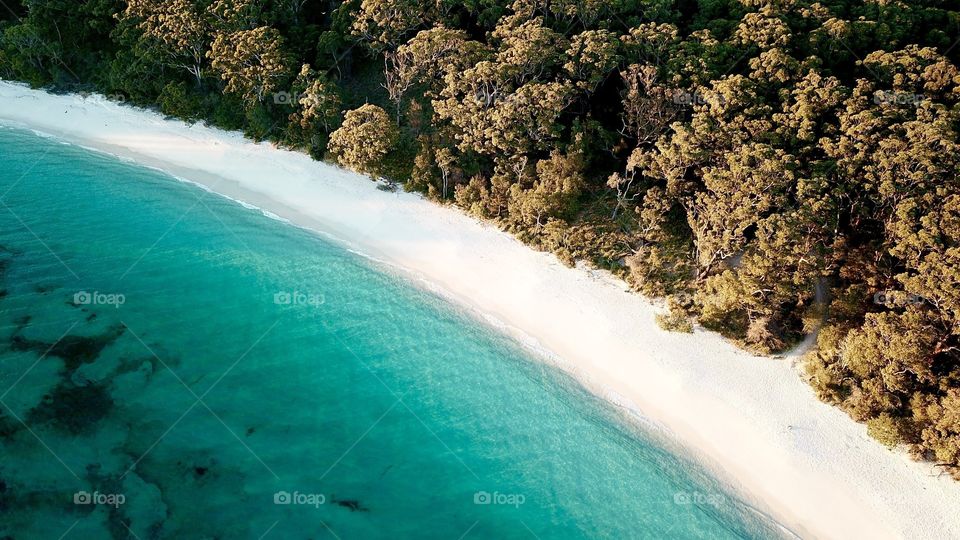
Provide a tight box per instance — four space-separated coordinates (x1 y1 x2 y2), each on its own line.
210 93 247 131
157 81 205 119
507 150 585 229
208 26 292 102
328 104 398 175
867 414 907 448
242 101 277 140
656 302 694 334
280 64 342 156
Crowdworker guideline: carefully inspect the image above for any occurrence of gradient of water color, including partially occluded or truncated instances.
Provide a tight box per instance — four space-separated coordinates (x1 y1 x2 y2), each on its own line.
0 126 786 539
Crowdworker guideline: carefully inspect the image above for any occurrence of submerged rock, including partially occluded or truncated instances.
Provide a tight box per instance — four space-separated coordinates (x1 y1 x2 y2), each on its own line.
27 381 114 434
0 410 22 439
333 498 369 512
11 323 126 372
12 315 30 330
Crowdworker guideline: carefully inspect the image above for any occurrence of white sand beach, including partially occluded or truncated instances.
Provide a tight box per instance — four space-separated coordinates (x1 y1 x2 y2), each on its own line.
1 80 957 539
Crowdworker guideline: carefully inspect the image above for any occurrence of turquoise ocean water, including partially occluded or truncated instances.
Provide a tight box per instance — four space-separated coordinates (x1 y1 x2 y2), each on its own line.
0 126 785 539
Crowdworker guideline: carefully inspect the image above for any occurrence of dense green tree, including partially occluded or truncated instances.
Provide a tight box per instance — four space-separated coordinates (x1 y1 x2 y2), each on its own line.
291 63 342 132
351 0 425 51
122 0 210 85
208 26 291 102
508 149 585 229
328 104 398 175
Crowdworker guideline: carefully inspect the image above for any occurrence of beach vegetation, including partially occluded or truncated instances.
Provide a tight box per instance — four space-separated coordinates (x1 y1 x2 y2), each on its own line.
656 302 694 334
328 103 397 175
867 414 908 449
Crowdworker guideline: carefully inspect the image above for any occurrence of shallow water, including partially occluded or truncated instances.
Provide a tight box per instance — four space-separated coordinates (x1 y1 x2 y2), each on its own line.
0 126 784 539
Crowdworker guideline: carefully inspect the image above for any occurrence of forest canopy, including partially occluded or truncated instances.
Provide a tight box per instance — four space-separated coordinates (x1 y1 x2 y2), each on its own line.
2 0 959 476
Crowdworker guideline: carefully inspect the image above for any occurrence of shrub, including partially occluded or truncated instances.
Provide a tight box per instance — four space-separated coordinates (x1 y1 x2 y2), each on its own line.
328 104 397 176
867 414 905 448
656 304 694 334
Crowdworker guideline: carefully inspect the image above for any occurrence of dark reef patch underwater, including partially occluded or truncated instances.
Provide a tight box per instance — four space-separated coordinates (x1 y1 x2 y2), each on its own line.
0 127 787 538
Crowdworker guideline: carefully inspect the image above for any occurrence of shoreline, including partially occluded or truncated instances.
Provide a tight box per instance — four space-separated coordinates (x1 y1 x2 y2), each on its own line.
2 80 958 539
